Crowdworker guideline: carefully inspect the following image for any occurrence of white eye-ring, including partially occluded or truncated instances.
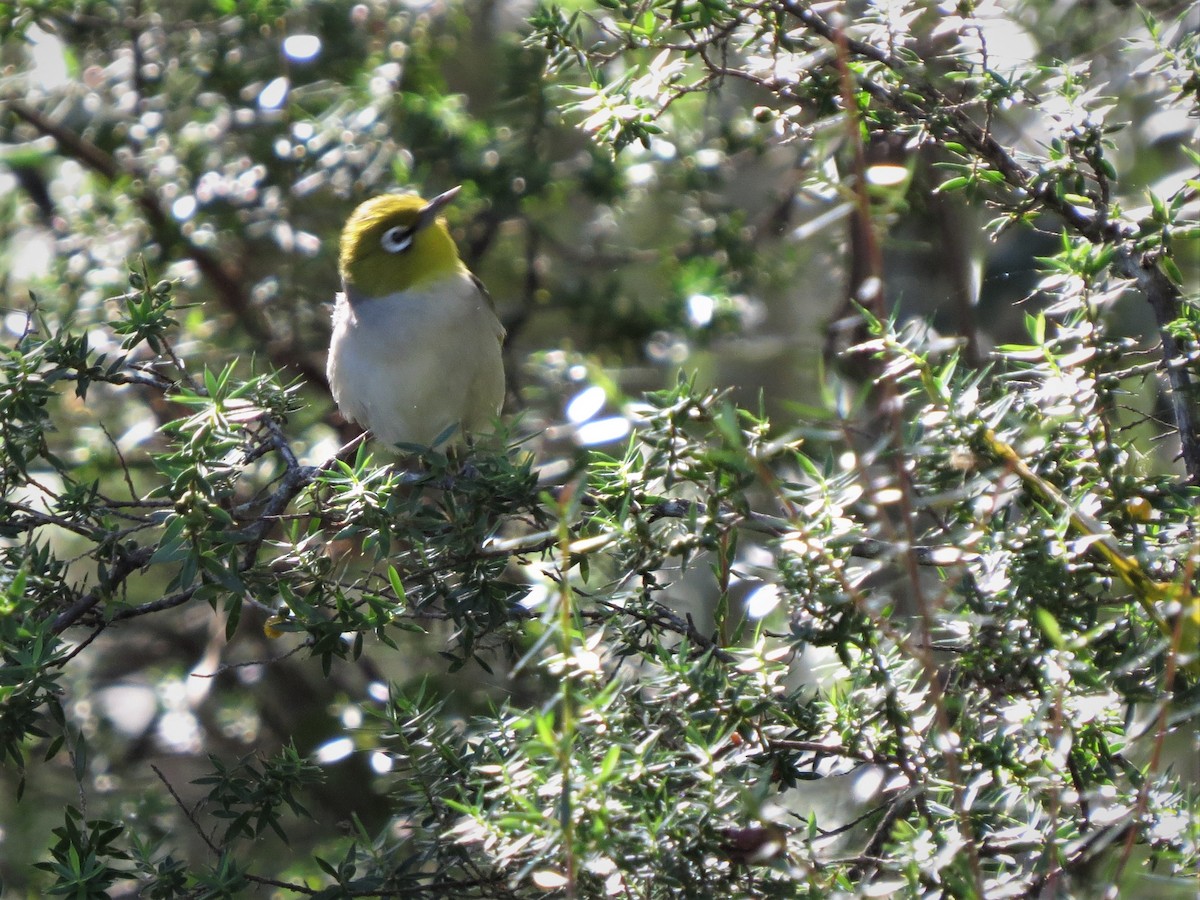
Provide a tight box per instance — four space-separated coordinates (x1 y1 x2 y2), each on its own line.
381 226 413 254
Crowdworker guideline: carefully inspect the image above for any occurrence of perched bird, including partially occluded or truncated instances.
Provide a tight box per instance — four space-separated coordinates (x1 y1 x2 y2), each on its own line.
328 187 506 447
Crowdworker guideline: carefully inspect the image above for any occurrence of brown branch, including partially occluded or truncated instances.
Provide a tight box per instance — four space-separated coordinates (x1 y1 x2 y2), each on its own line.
1116 246 1200 480
151 763 221 854
766 738 879 764
48 421 359 638
846 789 919 882
50 545 156 635
586 595 737 663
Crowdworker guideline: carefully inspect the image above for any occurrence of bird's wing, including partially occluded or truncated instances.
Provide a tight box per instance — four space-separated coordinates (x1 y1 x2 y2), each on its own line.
469 271 507 341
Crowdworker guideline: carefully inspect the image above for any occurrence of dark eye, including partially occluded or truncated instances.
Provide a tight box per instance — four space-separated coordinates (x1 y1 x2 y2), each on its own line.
381 226 413 254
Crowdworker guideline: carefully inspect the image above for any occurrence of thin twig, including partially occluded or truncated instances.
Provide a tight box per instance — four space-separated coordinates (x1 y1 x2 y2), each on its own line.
151 764 220 854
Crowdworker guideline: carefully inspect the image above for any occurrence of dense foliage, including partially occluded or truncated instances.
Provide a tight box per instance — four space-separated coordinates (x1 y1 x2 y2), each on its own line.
1 0 1197 897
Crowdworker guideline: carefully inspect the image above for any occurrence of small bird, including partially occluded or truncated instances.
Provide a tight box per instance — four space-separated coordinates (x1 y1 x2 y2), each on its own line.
327 187 506 447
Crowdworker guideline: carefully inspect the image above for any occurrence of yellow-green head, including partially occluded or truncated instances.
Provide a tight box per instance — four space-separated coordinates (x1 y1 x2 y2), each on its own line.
338 187 464 299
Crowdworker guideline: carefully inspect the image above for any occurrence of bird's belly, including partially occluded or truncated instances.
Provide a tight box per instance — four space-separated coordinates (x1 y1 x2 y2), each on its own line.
327 289 504 446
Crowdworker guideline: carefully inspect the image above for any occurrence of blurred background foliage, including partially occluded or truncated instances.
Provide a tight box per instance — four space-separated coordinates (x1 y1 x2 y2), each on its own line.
1 0 1198 896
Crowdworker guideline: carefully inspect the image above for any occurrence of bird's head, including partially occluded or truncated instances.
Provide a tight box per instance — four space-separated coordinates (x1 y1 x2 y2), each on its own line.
338 187 464 299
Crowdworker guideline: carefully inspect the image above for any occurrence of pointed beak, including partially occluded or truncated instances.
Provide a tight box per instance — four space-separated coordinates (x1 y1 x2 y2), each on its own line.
414 185 461 233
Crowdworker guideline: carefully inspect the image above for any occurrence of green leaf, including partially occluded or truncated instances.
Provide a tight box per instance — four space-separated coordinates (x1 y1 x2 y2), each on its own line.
936 176 971 193
387 565 407 603
1161 256 1184 286
598 744 622 780
1034 608 1064 648
149 517 189 564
